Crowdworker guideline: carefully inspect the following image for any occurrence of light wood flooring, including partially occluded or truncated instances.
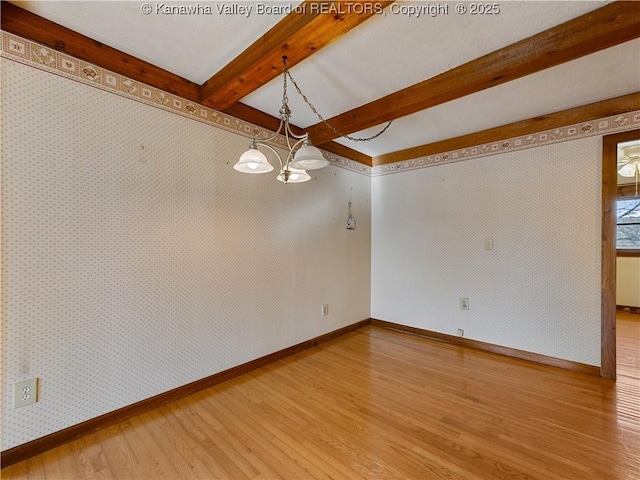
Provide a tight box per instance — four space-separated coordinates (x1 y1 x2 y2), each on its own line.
3 315 639 479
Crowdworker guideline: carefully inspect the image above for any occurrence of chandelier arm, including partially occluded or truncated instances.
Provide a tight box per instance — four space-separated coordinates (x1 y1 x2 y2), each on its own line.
254 141 284 171
285 121 308 141
258 116 287 144
284 124 297 151
285 70 393 142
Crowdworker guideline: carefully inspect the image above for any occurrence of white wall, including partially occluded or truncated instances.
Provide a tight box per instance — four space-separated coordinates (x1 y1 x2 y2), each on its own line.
617 257 640 307
372 137 601 366
1 59 371 449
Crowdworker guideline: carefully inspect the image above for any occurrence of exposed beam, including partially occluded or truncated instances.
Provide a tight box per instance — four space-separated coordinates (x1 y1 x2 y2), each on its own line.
200 1 394 111
1 2 200 102
225 103 373 166
374 93 640 165
1 2 371 165
307 1 640 146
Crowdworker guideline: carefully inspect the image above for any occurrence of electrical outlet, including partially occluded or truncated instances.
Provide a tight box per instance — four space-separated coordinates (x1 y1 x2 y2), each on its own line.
457 329 464 337
485 238 494 250
321 304 329 317
14 378 38 409
460 298 469 310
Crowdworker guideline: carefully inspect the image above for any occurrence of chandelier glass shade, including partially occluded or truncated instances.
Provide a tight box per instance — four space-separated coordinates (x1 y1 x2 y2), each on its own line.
233 142 274 173
276 166 311 184
289 142 328 170
233 57 328 184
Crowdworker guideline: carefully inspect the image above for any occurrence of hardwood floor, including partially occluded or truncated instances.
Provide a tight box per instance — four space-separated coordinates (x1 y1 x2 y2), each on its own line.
618 311 640 381
3 316 639 479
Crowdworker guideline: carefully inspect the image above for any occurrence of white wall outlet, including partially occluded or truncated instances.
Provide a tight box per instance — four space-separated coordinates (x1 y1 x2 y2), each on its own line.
321 304 329 317
14 378 38 409
460 298 469 310
485 238 494 250
457 329 464 337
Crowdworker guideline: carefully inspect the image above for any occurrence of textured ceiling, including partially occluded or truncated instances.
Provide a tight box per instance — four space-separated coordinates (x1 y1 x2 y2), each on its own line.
332 38 640 156
243 1 612 124
13 0 293 84
9 1 640 158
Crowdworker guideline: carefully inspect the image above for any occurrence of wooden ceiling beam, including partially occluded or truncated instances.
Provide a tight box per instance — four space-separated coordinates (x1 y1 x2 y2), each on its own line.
307 1 640 146
1 2 370 165
0 2 200 102
374 92 640 166
200 1 393 111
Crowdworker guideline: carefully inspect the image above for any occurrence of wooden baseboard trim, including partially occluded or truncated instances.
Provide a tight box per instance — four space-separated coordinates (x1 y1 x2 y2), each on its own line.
617 304 640 314
0 319 371 468
371 319 600 377
312 319 372 345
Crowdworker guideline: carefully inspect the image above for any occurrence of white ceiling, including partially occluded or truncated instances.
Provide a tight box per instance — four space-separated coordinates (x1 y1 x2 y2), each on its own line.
334 37 640 156
14 0 294 84
12 0 640 158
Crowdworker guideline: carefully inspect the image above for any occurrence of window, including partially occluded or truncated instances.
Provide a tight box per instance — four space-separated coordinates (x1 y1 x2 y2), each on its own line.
617 198 640 254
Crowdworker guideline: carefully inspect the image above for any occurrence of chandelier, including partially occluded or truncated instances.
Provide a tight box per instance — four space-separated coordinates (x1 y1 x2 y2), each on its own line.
234 56 392 184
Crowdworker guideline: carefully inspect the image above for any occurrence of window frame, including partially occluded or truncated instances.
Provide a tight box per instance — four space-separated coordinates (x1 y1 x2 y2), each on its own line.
616 189 640 257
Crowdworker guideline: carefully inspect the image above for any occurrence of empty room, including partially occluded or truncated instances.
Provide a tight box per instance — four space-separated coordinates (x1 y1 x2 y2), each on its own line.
1 1 639 478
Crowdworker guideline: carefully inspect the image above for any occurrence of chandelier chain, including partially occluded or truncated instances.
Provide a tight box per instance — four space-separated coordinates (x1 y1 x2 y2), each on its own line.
282 61 289 108
284 69 392 142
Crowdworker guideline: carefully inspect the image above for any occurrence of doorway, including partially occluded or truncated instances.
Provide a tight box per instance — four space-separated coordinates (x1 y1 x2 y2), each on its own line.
601 129 640 380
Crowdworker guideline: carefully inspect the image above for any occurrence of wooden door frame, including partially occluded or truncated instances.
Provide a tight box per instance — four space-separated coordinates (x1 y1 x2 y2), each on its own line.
601 128 640 380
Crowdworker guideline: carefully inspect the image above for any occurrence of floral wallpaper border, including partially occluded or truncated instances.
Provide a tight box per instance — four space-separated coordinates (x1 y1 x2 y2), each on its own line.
2 31 639 178
1 31 370 177
372 111 640 176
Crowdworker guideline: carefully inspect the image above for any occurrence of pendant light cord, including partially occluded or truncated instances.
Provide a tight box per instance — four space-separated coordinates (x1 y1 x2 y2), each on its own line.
283 60 393 143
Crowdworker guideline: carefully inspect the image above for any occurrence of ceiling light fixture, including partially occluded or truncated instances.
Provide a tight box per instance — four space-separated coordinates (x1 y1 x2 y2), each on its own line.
618 143 640 197
234 56 392 184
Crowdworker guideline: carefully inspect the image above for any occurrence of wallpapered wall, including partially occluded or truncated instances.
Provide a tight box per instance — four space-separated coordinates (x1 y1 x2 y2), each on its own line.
1 58 372 449
371 136 602 366
2 30 638 451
